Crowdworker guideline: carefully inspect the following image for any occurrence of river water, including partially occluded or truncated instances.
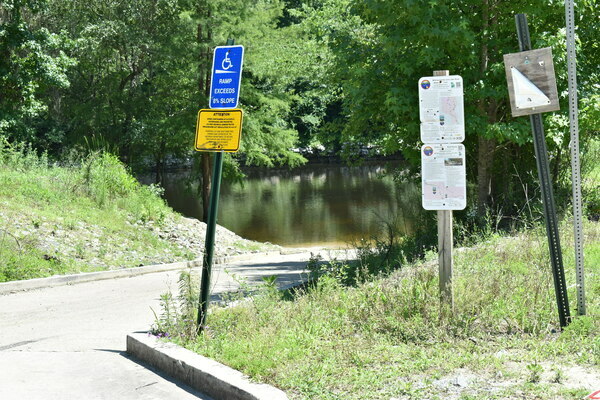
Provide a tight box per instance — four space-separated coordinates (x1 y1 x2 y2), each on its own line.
142 162 424 247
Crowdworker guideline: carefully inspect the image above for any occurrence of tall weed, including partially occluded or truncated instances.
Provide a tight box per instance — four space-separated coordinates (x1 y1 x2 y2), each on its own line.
79 152 138 206
151 268 200 341
0 137 49 172
77 152 170 224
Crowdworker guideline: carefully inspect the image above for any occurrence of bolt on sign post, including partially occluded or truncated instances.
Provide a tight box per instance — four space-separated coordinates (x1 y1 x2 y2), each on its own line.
196 39 244 331
418 70 467 312
564 0 586 316
503 14 570 328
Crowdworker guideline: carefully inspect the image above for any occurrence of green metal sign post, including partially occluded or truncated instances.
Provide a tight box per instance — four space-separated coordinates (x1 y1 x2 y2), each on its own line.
514 14 571 328
197 150 224 329
197 38 236 331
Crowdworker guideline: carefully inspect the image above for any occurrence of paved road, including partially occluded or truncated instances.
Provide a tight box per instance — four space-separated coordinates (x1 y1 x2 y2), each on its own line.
0 250 350 399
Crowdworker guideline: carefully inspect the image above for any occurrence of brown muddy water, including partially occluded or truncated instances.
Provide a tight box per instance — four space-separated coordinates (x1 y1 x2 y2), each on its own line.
140 162 424 247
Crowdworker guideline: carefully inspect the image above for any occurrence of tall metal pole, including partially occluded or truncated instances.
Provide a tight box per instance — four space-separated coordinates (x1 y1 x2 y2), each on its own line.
197 38 235 330
564 0 586 316
197 150 224 329
515 14 571 328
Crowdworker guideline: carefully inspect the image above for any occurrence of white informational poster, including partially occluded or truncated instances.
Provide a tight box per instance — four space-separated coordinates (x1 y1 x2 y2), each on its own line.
421 144 466 210
418 76 464 143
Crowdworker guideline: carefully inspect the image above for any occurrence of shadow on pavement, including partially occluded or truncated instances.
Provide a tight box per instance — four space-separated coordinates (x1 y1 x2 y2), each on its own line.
111 348 215 400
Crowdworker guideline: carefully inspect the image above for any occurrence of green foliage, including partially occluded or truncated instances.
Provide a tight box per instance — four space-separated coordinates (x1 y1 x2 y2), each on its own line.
0 0 75 145
581 137 600 219
78 152 170 224
526 362 543 383
80 152 138 206
295 0 600 220
0 136 48 170
41 0 199 164
5 0 313 176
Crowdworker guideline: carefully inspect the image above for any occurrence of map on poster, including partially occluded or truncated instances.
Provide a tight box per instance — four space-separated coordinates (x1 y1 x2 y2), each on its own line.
421 144 466 210
418 76 464 143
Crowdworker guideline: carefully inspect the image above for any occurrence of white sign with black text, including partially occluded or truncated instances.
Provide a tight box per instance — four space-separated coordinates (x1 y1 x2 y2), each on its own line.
418 76 464 143
421 143 466 211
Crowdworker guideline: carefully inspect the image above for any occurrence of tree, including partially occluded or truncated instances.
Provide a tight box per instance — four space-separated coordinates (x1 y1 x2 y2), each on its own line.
36 0 313 221
193 0 310 220
43 0 198 168
0 0 73 148
301 0 600 218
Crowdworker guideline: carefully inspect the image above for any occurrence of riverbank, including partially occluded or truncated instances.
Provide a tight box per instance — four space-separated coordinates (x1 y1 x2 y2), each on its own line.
0 147 278 282
156 218 600 399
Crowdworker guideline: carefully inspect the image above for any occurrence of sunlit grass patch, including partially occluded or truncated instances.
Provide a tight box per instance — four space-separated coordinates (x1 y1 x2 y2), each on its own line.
0 140 192 281
156 220 600 399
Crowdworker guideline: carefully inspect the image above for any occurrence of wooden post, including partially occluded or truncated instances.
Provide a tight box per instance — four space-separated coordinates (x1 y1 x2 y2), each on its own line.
438 209 453 308
433 70 454 311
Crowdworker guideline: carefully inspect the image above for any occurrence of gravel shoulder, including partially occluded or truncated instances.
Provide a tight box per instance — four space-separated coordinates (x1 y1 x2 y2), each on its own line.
2 210 282 278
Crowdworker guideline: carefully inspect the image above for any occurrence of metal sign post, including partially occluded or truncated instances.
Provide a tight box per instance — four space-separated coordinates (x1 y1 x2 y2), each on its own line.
513 14 571 328
197 38 241 331
565 0 586 316
197 148 224 329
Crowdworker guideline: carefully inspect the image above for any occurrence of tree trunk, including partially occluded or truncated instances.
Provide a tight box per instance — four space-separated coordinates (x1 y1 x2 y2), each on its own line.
197 1 213 222
155 157 163 184
154 140 166 184
201 153 212 222
475 0 499 217
477 136 497 216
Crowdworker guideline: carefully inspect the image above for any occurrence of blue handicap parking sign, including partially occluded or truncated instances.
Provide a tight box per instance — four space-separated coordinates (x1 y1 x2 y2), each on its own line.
210 45 244 109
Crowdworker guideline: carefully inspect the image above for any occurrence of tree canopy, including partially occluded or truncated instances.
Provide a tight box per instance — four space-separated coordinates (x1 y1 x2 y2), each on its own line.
1 0 598 218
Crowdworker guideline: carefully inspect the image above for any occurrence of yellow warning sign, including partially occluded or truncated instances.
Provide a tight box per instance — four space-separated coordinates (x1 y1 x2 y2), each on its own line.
195 109 243 152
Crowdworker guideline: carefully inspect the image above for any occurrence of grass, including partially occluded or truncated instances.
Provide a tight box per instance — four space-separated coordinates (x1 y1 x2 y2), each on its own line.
0 139 194 282
156 218 600 399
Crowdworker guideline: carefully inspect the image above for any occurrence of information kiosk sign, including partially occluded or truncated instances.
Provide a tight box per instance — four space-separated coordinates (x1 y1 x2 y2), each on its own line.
419 74 466 211
421 144 466 211
418 76 464 143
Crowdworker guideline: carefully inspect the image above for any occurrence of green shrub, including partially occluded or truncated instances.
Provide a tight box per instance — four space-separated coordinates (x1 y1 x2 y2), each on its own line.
0 141 180 281
76 152 171 224
0 136 49 172
79 152 138 207
581 138 600 219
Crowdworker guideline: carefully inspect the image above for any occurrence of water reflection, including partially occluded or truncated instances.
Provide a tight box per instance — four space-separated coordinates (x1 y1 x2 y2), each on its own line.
141 163 423 247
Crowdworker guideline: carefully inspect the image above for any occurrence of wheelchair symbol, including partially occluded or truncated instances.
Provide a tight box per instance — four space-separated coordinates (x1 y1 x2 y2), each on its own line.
222 51 233 70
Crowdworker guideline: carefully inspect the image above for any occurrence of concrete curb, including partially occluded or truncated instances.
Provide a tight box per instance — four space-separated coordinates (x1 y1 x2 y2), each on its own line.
126 332 288 400
0 250 298 295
